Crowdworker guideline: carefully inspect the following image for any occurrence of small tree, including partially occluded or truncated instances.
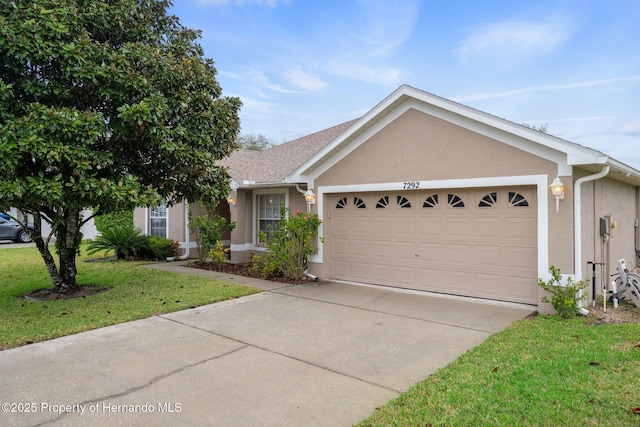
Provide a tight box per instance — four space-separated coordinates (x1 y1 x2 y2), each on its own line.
539 266 589 318
0 1 240 294
261 207 321 281
190 205 235 264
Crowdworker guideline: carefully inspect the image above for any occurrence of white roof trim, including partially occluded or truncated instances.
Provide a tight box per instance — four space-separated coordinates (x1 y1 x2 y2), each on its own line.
287 84 640 186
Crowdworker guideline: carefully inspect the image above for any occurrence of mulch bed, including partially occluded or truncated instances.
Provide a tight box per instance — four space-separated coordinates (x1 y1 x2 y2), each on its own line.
189 261 307 285
24 286 109 301
586 299 640 324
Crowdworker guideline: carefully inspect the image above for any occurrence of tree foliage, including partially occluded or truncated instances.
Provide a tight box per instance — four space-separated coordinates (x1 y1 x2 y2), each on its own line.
522 122 549 134
0 0 241 293
189 205 235 264
236 133 277 151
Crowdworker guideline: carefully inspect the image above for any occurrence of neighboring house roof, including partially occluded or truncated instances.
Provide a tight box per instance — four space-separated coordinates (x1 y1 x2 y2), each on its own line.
225 85 640 188
220 119 358 185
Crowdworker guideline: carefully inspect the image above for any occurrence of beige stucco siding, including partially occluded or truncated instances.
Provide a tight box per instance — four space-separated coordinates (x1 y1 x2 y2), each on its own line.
580 175 639 287
133 209 145 234
315 109 558 186
312 108 574 280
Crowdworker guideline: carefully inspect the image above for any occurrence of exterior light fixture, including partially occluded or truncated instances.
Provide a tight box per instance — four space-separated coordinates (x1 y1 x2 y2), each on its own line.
226 193 236 206
304 189 316 204
549 176 565 212
304 189 316 212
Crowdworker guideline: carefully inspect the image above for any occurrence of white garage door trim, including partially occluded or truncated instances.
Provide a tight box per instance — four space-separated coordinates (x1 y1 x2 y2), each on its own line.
312 174 549 282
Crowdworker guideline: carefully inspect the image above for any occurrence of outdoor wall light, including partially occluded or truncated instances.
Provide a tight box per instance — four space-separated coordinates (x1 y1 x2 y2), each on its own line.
304 189 316 212
226 193 237 206
304 189 316 204
549 176 565 212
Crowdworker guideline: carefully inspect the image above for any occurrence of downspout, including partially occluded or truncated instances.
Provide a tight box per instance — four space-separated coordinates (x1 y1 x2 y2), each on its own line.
175 200 191 261
574 165 610 315
144 208 148 235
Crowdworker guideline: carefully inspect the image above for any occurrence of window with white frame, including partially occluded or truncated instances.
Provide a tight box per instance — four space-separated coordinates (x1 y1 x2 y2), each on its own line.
150 204 167 238
257 193 284 243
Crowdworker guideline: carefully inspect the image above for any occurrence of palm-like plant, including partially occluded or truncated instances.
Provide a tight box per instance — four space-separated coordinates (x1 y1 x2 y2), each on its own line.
87 226 148 259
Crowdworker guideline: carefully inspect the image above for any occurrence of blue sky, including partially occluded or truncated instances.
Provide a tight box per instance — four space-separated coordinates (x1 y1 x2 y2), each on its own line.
171 0 640 169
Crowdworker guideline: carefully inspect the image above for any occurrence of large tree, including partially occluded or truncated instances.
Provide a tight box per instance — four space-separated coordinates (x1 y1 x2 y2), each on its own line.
0 1 241 293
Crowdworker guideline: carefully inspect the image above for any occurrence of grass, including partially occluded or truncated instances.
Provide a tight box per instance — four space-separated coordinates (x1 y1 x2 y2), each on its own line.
0 245 259 350
359 315 640 426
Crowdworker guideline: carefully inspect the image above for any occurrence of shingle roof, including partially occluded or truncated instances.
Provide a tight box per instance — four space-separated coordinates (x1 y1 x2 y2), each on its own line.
220 119 358 184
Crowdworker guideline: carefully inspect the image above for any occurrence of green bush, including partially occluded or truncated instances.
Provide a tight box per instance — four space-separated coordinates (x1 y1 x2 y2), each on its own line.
145 236 178 260
93 210 133 234
208 242 226 268
539 266 589 318
246 251 275 279
261 206 321 281
87 226 147 259
189 205 236 264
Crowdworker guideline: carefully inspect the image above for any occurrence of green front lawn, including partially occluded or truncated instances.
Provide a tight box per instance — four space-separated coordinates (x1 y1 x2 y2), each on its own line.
359 315 640 426
0 246 259 350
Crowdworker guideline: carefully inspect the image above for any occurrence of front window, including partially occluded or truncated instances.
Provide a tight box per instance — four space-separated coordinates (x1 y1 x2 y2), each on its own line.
150 204 167 238
258 194 284 243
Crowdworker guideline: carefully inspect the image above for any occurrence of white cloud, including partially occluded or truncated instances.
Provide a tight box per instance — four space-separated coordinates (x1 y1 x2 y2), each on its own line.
249 71 301 94
196 0 291 6
451 75 640 102
352 0 421 56
237 96 278 114
457 18 572 62
620 119 640 136
326 61 404 86
285 69 328 92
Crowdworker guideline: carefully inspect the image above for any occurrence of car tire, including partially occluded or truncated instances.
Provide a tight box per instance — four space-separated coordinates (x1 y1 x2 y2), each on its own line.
15 229 32 243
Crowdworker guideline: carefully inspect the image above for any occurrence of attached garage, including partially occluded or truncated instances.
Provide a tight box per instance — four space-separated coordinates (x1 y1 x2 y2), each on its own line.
327 187 538 304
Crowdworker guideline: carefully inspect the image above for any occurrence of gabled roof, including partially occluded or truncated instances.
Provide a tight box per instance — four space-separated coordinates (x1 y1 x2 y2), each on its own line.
221 119 358 186
289 85 640 186
226 85 640 188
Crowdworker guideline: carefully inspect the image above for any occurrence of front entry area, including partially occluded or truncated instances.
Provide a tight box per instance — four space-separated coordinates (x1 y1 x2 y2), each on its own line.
327 187 538 304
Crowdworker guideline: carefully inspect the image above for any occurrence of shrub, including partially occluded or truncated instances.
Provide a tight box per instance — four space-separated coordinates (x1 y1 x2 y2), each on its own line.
261 207 321 281
209 242 226 268
87 226 147 259
539 266 590 318
246 251 274 279
189 205 236 264
145 236 178 260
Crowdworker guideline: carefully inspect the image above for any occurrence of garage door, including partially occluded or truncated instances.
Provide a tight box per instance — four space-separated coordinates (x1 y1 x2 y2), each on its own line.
328 187 537 304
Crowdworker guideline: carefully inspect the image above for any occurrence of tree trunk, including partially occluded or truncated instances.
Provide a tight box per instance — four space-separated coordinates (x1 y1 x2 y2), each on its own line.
56 208 82 293
32 209 83 294
32 212 66 291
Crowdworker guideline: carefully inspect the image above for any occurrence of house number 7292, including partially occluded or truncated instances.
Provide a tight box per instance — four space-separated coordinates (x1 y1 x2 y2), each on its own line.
403 181 420 189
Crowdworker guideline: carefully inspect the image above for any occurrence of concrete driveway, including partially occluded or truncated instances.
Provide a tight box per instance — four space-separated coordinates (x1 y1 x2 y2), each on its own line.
0 268 533 427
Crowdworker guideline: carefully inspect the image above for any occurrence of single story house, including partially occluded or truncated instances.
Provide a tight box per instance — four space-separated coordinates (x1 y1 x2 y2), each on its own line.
134 85 640 311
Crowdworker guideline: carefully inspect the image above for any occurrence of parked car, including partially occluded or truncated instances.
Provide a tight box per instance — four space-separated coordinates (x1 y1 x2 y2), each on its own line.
0 213 10 221
0 217 33 243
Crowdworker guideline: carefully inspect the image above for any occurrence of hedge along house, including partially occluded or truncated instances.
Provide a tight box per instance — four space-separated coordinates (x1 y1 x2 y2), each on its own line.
134 85 640 312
